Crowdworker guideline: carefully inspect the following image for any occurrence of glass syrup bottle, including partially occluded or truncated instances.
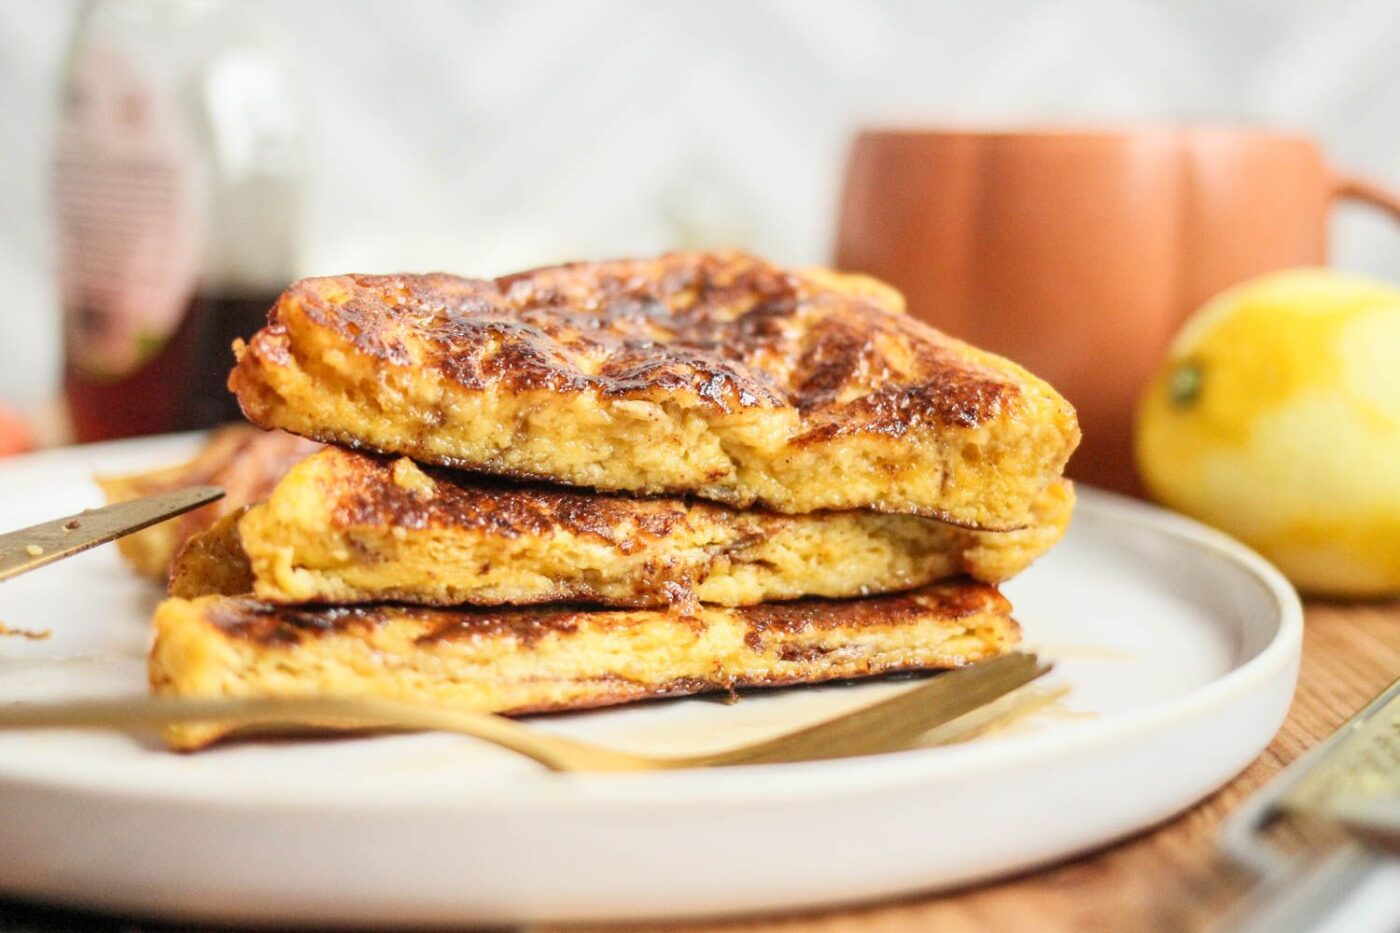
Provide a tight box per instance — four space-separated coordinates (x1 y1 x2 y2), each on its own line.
54 0 303 441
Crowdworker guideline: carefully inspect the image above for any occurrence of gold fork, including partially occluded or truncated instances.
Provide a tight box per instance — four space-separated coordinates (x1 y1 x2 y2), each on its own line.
0 652 1049 772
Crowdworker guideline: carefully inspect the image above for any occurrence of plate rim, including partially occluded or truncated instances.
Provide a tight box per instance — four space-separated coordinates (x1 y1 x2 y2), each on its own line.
0 443 1304 812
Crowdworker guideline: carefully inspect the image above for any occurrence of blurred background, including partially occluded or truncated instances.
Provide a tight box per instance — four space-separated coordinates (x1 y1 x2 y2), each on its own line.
5 0 1400 411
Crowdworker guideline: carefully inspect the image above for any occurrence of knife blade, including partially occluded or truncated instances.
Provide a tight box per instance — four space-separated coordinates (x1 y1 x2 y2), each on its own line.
0 485 224 583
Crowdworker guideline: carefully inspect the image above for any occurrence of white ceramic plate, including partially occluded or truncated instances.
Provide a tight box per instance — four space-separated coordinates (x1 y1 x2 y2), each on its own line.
0 436 1301 927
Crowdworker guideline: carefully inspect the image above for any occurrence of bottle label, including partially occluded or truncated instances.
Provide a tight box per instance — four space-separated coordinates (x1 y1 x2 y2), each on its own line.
54 45 203 380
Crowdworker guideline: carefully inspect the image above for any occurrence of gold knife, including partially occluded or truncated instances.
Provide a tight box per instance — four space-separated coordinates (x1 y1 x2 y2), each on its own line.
0 485 224 583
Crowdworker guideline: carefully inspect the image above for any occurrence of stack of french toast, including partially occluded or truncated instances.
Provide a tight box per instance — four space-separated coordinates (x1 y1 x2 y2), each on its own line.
112 251 1079 748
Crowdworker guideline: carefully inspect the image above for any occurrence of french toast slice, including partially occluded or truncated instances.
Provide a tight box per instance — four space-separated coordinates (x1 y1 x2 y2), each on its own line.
229 252 1079 528
167 446 1073 608
96 426 319 579
149 581 1020 749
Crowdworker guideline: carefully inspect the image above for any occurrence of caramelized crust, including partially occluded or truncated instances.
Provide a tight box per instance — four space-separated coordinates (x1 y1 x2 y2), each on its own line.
149 581 1020 749
169 510 256 598
230 252 1079 528
97 426 319 579
170 447 1073 607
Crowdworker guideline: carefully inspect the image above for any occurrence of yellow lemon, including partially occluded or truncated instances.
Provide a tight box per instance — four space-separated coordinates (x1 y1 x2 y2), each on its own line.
1135 268 1400 597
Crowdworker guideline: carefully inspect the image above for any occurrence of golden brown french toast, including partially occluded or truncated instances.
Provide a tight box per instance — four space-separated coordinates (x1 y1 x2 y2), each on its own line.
150 581 1019 749
230 252 1079 529
168 447 1073 607
97 425 319 579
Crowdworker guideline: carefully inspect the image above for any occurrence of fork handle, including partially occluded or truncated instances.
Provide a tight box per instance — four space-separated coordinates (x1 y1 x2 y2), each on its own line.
0 696 651 771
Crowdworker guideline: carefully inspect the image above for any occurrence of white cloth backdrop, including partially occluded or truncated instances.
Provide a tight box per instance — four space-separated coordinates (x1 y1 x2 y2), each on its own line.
3 0 1400 405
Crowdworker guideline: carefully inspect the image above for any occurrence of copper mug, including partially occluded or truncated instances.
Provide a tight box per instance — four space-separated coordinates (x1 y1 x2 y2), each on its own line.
835 126 1400 494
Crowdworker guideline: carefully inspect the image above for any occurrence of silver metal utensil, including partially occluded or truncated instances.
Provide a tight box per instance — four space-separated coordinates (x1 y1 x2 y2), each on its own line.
1218 676 1400 932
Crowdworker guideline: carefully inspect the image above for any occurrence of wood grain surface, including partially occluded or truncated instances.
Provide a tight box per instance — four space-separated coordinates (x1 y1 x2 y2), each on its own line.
553 601 1400 933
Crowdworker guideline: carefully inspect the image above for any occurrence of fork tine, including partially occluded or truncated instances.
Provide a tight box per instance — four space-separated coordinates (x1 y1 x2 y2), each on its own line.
675 652 1050 769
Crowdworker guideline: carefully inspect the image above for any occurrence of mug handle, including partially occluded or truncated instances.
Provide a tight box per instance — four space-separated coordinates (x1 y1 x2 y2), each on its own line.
1333 173 1400 222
